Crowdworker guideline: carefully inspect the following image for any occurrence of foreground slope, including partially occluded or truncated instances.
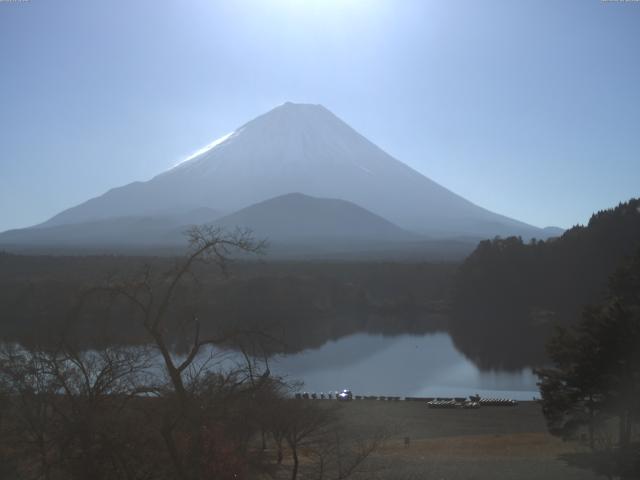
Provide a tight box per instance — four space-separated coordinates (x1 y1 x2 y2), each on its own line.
213 193 416 243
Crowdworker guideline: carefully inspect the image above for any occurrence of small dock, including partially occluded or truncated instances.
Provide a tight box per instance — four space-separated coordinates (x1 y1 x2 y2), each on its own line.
294 392 519 407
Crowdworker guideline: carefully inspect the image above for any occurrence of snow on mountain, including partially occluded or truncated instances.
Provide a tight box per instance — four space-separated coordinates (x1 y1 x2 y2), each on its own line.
30 102 545 238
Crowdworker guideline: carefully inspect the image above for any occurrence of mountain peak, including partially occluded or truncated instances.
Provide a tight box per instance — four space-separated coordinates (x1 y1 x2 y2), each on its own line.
279 101 326 110
31 103 548 240
245 101 336 129
168 101 359 176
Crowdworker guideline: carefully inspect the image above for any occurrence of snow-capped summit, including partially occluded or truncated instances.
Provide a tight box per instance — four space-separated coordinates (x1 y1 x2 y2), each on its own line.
168 102 387 179
36 102 541 238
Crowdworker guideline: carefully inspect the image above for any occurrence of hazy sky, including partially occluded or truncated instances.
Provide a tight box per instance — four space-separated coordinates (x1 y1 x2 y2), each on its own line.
1 0 639 232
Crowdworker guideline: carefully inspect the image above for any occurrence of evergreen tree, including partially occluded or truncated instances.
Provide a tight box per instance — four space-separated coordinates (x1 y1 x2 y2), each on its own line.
536 248 640 478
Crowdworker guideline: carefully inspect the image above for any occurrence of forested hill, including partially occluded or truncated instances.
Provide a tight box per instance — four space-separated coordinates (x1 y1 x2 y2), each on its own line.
450 198 640 370
0 255 454 353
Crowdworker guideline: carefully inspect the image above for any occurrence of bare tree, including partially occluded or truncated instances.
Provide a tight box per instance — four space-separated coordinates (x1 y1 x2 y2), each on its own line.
265 397 387 480
0 226 388 480
315 426 388 480
0 343 156 480
68 226 266 480
281 400 336 480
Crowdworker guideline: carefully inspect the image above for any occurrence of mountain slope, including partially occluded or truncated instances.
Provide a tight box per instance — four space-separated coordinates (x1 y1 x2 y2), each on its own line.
0 208 222 249
212 193 416 243
0 216 179 247
36 102 549 239
0 193 432 258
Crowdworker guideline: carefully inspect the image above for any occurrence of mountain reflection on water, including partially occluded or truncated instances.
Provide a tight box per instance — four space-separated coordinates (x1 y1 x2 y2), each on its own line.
267 333 538 400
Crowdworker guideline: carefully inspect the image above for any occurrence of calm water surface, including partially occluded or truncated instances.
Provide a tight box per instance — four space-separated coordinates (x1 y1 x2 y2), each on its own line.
6 333 539 400
268 333 539 401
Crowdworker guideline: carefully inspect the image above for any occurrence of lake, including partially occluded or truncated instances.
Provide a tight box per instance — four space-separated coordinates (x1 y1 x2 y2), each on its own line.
268 332 539 401
2 332 538 401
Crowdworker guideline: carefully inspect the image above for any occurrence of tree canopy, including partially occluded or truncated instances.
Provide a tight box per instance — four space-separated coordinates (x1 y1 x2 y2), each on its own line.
536 247 640 478
451 198 640 369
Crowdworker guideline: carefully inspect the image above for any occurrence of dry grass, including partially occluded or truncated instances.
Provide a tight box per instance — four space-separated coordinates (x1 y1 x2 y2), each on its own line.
315 401 601 479
380 432 578 458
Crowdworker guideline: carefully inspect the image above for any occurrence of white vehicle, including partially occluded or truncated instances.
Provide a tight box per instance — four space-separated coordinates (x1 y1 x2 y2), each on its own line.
337 389 353 401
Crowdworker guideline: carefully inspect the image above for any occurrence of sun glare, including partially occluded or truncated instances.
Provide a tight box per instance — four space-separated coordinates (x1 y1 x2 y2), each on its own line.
175 131 234 167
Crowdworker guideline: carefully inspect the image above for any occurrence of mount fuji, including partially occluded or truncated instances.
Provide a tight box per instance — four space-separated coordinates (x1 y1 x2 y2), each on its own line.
1 102 560 254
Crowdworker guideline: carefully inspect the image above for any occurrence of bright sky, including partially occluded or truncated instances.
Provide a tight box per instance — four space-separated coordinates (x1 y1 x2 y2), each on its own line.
0 0 638 231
